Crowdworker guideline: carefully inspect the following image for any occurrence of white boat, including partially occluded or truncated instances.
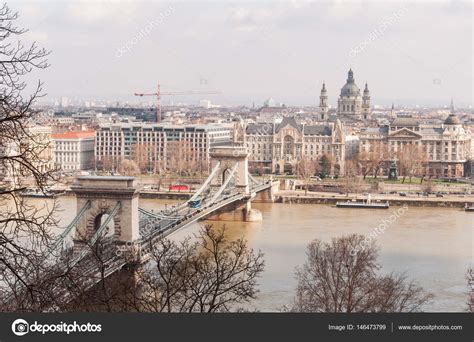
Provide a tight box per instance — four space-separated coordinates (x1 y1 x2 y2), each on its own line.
336 194 389 209
464 204 474 212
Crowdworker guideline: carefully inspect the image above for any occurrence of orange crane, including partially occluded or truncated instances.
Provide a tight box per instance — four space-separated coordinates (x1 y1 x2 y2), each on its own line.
134 84 221 123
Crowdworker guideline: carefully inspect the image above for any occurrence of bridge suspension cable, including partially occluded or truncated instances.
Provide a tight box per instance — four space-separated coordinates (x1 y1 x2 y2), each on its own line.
2 200 94 306
188 161 221 202
247 172 264 187
47 200 91 258
248 172 258 184
209 163 238 204
66 201 122 269
138 207 181 220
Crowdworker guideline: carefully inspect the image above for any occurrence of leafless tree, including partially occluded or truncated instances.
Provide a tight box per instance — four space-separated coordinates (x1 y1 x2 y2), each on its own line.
343 159 363 197
118 159 140 176
370 141 389 179
467 267 473 312
23 225 264 313
166 141 180 175
296 156 316 195
123 225 265 312
292 234 432 312
96 155 120 174
355 151 374 180
60 231 138 312
131 143 159 174
0 3 64 311
397 144 426 183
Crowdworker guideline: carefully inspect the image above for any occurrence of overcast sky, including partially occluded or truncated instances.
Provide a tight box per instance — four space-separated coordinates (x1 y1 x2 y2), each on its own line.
15 1 473 107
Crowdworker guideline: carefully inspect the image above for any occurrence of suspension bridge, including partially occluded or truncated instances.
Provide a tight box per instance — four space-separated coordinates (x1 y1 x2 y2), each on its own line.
45 146 277 296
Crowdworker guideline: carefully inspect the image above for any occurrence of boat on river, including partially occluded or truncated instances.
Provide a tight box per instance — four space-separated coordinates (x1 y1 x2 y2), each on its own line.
336 200 389 209
336 194 389 209
464 204 474 212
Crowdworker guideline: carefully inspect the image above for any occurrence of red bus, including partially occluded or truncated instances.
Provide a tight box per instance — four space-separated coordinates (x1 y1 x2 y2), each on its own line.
169 184 189 191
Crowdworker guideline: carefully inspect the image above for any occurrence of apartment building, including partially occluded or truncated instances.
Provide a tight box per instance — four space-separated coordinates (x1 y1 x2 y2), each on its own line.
95 122 233 173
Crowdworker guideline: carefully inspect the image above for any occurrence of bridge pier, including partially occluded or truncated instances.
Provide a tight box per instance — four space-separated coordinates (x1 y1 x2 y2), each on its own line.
206 199 262 222
244 200 263 221
252 179 280 203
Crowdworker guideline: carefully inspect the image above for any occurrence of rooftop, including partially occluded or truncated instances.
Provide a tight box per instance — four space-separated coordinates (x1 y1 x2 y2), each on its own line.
390 118 420 126
98 122 232 130
51 130 95 139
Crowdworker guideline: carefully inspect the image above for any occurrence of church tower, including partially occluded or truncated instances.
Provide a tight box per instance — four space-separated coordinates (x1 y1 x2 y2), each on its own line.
390 103 396 120
319 82 328 120
362 82 371 119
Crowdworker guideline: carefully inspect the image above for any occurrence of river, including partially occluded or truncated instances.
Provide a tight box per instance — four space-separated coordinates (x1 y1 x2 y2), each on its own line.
28 196 474 312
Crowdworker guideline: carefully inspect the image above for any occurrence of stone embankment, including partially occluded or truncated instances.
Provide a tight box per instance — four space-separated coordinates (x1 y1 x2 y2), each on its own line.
275 192 473 209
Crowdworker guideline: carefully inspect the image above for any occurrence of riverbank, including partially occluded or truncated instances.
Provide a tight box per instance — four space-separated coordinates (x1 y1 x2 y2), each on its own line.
275 191 474 208
139 191 192 200
56 188 474 208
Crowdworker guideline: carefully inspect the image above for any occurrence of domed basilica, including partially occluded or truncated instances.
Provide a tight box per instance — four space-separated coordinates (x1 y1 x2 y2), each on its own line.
319 68 371 120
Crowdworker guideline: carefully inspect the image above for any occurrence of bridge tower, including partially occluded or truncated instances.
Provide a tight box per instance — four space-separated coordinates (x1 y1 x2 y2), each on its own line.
71 176 140 244
208 146 262 221
209 146 249 194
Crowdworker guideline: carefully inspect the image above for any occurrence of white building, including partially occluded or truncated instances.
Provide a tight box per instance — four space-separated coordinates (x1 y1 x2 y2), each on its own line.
52 131 95 171
199 99 212 109
1 126 55 183
29 126 56 174
60 96 69 108
95 122 233 173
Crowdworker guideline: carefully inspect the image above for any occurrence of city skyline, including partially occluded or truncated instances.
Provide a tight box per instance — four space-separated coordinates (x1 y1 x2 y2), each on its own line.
16 1 472 107
1 1 473 333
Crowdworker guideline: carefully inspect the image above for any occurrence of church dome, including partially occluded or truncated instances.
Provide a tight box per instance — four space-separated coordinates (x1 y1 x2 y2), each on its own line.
341 83 360 96
444 114 460 125
264 97 276 107
340 69 360 96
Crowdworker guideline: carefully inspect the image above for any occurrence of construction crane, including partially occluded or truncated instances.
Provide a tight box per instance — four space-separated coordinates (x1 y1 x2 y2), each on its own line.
134 84 221 123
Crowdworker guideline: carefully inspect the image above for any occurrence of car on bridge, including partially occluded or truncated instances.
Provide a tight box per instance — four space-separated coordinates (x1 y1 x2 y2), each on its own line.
188 198 202 209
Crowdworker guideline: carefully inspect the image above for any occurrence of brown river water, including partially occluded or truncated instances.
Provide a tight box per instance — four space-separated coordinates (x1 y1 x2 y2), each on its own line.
15 196 474 312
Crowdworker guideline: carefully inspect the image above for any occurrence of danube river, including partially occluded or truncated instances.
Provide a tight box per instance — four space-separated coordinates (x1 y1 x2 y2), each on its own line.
46 196 473 312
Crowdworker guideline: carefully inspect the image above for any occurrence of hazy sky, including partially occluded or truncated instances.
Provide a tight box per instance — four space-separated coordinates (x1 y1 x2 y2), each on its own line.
15 1 473 107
